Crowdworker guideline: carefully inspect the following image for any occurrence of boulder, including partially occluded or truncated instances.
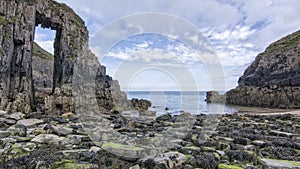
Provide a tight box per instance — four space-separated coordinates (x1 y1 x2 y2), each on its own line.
31 134 63 145
5 112 25 121
52 125 73 136
139 110 156 116
130 98 152 110
138 152 187 169
62 135 88 145
0 118 16 125
0 131 10 139
17 119 44 127
101 142 146 159
261 159 300 169
0 110 7 117
7 124 27 137
205 91 225 103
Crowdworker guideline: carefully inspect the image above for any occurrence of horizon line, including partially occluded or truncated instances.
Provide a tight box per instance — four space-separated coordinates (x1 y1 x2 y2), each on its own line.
124 90 225 92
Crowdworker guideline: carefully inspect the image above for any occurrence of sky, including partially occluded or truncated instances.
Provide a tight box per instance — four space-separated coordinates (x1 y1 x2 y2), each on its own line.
34 0 300 91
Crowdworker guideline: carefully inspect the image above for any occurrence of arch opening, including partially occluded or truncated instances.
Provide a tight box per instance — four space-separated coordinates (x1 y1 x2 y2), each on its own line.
32 12 63 112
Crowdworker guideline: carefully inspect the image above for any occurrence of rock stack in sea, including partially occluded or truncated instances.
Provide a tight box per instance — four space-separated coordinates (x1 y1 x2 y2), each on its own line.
226 30 300 108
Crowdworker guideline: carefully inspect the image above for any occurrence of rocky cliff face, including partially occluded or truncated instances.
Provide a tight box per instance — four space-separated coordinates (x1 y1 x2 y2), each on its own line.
226 30 300 108
32 42 53 89
0 0 130 114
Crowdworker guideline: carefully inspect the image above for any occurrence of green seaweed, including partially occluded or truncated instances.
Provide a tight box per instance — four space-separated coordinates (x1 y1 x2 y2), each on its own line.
218 164 243 169
55 159 95 169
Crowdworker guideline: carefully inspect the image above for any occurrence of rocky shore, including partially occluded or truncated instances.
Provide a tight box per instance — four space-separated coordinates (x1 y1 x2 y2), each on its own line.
0 109 299 169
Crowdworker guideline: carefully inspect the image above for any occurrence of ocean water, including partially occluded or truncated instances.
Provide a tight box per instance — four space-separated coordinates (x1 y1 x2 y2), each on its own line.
127 91 238 116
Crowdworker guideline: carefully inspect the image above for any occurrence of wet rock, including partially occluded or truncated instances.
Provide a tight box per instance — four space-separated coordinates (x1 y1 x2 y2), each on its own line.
218 142 231 151
269 130 293 137
22 142 36 152
0 131 10 139
0 110 7 117
233 137 250 145
201 146 216 152
55 160 97 169
157 113 172 121
218 137 234 142
252 140 266 147
101 142 145 160
261 147 299 161
61 112 76 119
25 112 44 119
122 110 140 118
52 125 73 136
58 149 92 161
31 134 63 145
5 112 25 121
205 91 225 103
130 98 152 111
129 164 141 169
261 158 300 169
62 135 88 145
7 124 27 137
0 118 16 125
14 136 32 142
1 137 17 144
0 146 62 169
0 147 29 162
89 146 101 153
218 164 243 169
189 152 219 169
227 150 257 163
181 146 201 154
17 119 44 127
139 110 156 116
139 151 186 169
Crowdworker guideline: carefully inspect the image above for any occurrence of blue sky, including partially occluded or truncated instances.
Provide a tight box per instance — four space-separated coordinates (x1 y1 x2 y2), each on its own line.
35 0 300 91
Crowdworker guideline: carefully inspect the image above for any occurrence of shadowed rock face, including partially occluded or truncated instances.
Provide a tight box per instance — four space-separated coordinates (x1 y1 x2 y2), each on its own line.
0 0 129 114
226 30 300 108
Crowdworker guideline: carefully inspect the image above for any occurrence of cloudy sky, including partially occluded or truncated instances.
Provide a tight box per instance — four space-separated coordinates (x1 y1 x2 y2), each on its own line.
35 0 300 91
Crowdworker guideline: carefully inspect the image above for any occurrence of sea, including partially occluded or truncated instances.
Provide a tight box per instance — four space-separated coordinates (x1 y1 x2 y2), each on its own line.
126 91 238 116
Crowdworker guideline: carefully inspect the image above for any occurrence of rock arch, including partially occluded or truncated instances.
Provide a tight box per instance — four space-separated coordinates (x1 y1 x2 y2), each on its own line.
0 0 111 114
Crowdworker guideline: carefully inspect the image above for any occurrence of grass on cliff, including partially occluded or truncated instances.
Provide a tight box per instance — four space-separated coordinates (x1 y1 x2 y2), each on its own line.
266 30 300 53
33 42 54 60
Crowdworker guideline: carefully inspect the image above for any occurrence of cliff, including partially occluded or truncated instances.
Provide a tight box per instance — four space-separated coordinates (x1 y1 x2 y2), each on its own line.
0 0 130 114
226 30 300 108
32 42 54 89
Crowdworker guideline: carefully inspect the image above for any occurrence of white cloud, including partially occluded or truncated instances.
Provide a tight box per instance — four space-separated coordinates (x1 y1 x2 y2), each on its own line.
136 42 149 48
210 25 255 41
105 41 220 66
55 0 300 90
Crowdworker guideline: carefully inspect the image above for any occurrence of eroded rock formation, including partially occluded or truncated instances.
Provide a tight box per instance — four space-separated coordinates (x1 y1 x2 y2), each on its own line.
0 0 129 114
226 30 300 108
205 91 225 103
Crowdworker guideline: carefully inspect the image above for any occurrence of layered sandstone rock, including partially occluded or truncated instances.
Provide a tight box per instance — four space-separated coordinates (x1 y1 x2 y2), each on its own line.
0 0 130 114
226 30 300 108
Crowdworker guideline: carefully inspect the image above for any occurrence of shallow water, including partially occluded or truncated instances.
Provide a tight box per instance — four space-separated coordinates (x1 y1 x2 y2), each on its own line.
127 91 238 116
